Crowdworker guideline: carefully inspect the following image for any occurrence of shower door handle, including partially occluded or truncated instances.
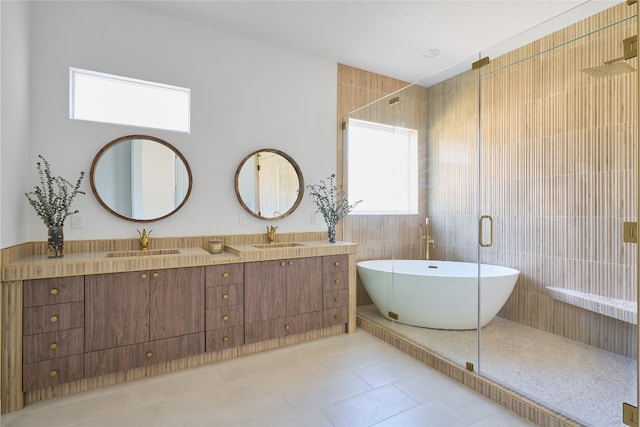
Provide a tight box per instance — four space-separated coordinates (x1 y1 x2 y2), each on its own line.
479 215 494 248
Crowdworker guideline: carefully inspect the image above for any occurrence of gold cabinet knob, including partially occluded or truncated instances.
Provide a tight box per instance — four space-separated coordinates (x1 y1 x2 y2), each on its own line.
335 297 340 302
280 262 286 266
49 370 58 378
223 315 229 321
152 272 159 278
223 336 229 342
284 324 290 330
223 272 229 278
335 261 340 266
223 294 229 300
50 288 58 296
334 279 340 284
141 273 148 279
146 351 153 358
50 315 58 323
50 342 58 350
288 261 293 266
334 314 339 321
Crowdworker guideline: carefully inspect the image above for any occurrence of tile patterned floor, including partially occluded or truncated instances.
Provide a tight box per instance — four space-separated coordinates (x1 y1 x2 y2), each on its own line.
1 330 531 427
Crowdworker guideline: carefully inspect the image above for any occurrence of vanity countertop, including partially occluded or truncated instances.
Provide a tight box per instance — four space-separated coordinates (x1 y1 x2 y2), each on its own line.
1 241 357 281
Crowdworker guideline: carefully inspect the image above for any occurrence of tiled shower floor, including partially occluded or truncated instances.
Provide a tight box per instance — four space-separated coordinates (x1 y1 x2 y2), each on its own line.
358 304 636 427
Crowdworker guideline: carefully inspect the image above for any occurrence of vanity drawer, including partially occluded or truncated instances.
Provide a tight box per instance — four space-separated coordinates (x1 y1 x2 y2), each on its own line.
206 326 244 352
324 289 349 309
323 255 348 274
24 276 84 307
23 302 84 335
323 271 349 291
206 284 243 308
23 328 84 364
206 305 244 330
85 333 204 378
206 264 243 287
324 306 348 327
245 318 285 344
22 354 84 392
284 311 323 336
245 311 324 344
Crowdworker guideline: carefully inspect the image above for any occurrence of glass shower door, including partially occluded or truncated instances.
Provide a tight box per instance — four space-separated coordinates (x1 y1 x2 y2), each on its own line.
349 74 482 371
477 2 638 425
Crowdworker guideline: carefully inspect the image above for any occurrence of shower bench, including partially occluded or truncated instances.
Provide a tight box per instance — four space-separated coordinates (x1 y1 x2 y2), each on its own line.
547 286 637 325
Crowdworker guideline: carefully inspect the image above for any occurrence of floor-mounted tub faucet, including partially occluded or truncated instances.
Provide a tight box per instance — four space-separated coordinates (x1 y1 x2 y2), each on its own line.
419 218 435 260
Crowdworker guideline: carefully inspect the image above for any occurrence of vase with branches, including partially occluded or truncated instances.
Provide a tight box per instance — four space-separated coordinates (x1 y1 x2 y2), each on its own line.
307 173 361 243
25 155 85 257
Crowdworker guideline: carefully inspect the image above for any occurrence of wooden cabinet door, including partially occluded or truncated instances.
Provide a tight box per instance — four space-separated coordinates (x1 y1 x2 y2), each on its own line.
149 267 204 341
286 257 322 315
244 260 286 324
85 271 149 352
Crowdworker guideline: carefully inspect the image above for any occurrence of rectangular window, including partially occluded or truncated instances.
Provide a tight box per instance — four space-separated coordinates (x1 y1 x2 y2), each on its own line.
348 119 418 214
69 67 190 133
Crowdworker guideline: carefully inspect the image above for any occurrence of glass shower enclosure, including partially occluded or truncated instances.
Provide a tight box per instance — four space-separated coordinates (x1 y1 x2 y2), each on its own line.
350 1 638 425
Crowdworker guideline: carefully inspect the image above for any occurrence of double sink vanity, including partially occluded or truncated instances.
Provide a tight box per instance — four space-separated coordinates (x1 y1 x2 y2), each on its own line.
0 134 358 413
1 235 357 413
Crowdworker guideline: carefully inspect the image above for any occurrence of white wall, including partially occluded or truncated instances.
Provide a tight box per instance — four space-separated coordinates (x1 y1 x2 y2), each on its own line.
7 1 336 244
1 1 32 248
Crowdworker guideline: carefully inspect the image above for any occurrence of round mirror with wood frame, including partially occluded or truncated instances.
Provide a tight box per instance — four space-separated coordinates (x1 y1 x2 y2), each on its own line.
234 148 304 220
90 135 193 222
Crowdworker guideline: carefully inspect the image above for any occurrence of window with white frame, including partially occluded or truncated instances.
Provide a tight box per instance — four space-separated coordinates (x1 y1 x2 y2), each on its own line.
347 119 418 214
69 67 190 133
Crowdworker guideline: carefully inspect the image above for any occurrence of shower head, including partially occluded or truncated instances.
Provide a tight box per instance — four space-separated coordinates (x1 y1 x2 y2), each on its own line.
582 35 637 78
582 61 636 77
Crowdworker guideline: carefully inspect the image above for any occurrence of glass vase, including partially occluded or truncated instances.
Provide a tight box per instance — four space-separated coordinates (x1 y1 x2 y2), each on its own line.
327 223 336 244
47 225 64 258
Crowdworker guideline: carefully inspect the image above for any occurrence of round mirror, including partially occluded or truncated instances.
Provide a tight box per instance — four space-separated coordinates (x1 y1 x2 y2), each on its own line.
90 135 193 222
234 149 304 220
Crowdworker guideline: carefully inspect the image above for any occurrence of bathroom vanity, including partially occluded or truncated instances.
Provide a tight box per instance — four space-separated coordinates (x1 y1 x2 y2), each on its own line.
1 237 357 413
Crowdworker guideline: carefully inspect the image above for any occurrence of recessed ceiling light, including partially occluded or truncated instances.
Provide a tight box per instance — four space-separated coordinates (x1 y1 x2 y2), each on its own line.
423 49 440 58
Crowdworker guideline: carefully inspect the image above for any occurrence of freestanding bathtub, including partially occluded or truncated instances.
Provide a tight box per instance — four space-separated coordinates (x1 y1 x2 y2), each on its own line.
357 260 520 330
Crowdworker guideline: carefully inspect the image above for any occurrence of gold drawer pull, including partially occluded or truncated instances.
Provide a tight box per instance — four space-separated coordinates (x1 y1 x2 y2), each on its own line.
50 342 58 350
146 351 153 358
335 297 340 302
152 272 159 278
50 315 58 323
335 261 340 266
223 315 229 321
223 336 229 342
288 261 293 266
284 324 290 330
334 314 340 321
280 262 286 266
223 294 229 300
49 370 58 378
223 272 229 278
141 273 148 279
334 279 340 284
50 288 58 296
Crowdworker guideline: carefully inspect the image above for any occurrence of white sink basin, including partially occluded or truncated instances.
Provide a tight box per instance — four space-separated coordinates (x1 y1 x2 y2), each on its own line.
105 248 181 258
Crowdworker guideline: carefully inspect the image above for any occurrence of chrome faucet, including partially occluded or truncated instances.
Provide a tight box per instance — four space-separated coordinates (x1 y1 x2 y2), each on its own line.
267 225 278 244
137 228 152 250
419 219 435 260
